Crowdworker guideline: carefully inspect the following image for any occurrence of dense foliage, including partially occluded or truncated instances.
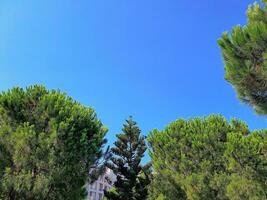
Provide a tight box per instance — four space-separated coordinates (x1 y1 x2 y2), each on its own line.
104 117 151 200
218 0 267 114
148 115 267 200
1 1 267 199
0 85 107 200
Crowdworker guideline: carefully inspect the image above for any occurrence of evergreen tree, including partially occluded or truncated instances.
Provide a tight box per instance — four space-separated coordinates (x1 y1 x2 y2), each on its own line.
104 117 150 200
148 115 267 200
0 85 107 200
218 0 267 114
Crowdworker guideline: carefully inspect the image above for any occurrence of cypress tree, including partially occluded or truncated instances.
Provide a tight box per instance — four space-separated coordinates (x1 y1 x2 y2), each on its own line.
218 0 267 114
104 117 150 200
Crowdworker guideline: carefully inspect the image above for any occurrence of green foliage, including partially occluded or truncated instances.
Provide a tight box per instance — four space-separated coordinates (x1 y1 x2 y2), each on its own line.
0 85 107 200
218 0 267 114
148 115 267 200
104 117 151 200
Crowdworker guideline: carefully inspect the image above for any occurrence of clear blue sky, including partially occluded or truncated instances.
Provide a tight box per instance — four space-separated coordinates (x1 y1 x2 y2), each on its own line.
0 0 266 160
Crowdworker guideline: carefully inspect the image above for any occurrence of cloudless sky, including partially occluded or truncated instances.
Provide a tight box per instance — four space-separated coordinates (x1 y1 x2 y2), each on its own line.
0 0 266 162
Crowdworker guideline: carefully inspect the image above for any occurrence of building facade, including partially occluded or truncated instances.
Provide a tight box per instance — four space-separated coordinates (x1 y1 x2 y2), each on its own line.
86 168 116 200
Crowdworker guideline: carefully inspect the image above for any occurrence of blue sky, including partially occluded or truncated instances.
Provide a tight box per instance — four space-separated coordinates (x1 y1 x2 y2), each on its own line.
0 0 266 159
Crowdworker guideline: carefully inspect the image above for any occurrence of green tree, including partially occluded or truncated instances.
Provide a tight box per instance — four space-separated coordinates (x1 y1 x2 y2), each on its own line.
218 0 267 114
104 117 151 200
148 115 267 200
0 85 107 200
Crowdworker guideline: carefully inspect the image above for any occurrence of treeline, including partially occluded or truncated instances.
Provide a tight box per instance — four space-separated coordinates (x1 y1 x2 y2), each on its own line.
0 0 267 200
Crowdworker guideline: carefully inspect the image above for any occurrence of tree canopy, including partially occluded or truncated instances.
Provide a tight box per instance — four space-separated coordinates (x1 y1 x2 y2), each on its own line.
0 85 107 200
218 0 267 114
148 115 267 200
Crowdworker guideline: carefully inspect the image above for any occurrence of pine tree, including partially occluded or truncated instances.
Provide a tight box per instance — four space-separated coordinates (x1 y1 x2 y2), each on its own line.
218 0 267 114
0 85 107 200
148 115 267 200
104 117 150 200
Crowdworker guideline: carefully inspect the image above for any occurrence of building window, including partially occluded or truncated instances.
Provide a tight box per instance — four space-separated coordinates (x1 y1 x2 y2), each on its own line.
99 183 103 191
99 193 103 200
92 192 96 199
94 183 97 190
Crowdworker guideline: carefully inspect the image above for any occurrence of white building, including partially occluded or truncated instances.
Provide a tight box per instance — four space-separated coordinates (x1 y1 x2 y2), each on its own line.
86 168 116 200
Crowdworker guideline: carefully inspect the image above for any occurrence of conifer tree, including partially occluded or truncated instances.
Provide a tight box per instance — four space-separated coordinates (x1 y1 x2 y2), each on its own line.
148 115 267 200
104 117 150 200
218 0 267 114
0 85 107 200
